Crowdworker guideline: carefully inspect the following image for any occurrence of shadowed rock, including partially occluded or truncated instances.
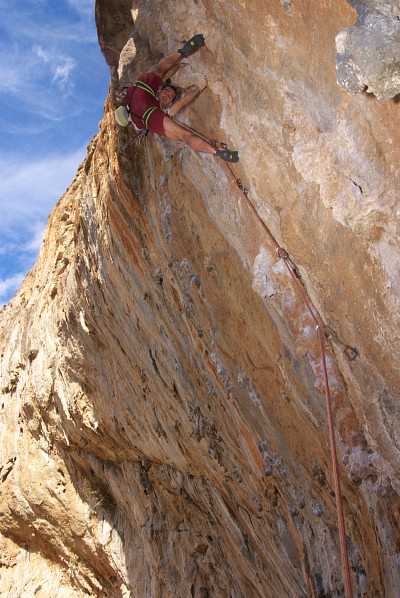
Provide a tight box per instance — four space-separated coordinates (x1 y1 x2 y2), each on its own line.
336 0 400 99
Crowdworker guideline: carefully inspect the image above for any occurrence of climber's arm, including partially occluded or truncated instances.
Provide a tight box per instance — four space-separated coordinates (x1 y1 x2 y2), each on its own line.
169 77 208 117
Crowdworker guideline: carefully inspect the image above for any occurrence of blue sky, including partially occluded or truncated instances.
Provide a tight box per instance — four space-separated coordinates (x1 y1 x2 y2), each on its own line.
0 0 110 306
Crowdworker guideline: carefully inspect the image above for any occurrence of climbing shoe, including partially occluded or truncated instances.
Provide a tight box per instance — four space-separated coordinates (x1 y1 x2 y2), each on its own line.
215 148 239 163
178 34 205 56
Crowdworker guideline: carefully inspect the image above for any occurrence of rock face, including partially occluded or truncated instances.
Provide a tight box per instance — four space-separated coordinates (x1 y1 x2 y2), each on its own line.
1 0 400 596
335 0 400 99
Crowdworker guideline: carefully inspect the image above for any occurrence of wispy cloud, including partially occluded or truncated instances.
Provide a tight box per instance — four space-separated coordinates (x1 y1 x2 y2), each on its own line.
0 1 98 120
0 148 86 231
53 57 77 90
0 272 26 304
34 44 77 92
0 1 98 44
0 42 78 108
23 221 49 254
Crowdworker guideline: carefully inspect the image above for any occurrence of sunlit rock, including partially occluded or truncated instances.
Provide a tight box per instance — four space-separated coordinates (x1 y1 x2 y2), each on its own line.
1 0 400 596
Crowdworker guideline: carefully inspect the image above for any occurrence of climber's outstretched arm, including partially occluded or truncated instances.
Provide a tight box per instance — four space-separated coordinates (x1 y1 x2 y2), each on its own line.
169 77 208 117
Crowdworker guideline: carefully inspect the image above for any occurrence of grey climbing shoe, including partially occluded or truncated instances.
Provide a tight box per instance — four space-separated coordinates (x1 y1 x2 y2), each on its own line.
178 34 205 56
215 148 239 163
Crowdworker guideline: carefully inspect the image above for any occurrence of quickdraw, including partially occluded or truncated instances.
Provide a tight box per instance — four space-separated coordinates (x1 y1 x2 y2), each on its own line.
316 325 359 362
123 128 149 150
275 247 301 280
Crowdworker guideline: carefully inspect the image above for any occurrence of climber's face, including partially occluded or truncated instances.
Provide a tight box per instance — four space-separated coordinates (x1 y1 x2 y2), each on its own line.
158 85 176 108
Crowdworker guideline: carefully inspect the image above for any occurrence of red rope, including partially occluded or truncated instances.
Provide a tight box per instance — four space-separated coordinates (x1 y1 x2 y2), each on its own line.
317 328 354 598
222 161 354 597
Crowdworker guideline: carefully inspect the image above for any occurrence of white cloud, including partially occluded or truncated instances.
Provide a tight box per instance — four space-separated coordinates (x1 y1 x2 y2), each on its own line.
52 56 77 91
0 48 77 120
0 272 26 303
23 221 47 253
0 2 97 114
0 148 87 306
34 44 77 91
35 45 51 63
0 147 86 233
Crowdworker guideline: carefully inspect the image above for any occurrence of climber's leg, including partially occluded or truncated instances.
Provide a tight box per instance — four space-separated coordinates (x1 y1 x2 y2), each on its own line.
162 116 239 161
162 115 216 154
152 52 182 80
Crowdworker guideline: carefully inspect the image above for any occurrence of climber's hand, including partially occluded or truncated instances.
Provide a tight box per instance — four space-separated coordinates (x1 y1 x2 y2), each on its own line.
199 75 208 91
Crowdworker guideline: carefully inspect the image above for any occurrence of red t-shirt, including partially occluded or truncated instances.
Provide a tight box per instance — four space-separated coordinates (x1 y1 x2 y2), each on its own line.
126 72 166 135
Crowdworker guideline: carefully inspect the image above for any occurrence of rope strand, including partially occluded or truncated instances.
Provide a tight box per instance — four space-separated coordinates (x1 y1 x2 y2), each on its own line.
318 327 354 598
221 157 355 597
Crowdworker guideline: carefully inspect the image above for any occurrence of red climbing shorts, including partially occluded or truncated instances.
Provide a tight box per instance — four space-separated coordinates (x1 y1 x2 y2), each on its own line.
126 72 166 137
143 107 166 136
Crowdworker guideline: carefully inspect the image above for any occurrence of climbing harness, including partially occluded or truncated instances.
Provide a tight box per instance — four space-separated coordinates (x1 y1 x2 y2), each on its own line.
126 81 158 127
132 80 156 98
117 81 160 148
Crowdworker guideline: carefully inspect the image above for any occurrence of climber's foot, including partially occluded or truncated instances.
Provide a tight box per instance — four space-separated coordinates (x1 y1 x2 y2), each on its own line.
178 34 205 56
215 148 239 163
211 140 227 150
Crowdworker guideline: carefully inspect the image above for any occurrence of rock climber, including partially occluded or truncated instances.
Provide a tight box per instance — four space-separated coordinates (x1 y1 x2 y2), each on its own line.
118 34 239 162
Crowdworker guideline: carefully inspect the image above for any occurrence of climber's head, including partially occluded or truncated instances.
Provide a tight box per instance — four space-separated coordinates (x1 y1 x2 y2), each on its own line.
158 84 177 108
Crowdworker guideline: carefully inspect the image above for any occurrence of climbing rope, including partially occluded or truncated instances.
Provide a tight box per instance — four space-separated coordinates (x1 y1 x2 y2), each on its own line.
228 167 358 357
174 118 358 360
173 121 356 596
223 159 356 598
317 326 354 598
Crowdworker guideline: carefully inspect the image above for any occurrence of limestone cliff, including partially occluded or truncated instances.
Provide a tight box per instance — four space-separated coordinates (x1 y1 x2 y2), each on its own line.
1 1 399 596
